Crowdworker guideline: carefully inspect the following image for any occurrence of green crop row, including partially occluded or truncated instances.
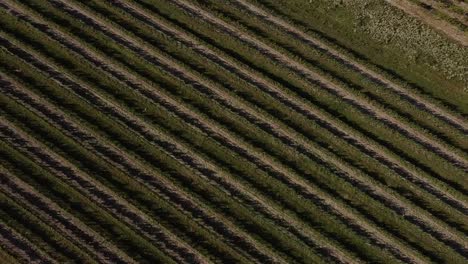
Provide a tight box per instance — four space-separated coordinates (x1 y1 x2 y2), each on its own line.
0 47 326 264
127 0 468 196
193 0 467 152
4 0 468 262
247 0 468 113
0 189 94 263
0 140 176 264
63 0 468 226
1 2 464 264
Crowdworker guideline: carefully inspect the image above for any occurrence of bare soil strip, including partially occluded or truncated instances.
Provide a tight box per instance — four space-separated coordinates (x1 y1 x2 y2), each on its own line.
385 0 468 46
0 168 135 264
0 74 285 264
27 0 468 258
232 0 468 133
0 222 56 264
0 118 209 264
417 0 468 26
166 0 468 172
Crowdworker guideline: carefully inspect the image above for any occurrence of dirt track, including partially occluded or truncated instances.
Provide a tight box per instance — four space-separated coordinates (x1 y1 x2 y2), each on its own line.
385 0 468 46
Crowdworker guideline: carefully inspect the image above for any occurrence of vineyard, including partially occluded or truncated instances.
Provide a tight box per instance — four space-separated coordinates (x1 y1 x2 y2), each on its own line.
0 0 466 263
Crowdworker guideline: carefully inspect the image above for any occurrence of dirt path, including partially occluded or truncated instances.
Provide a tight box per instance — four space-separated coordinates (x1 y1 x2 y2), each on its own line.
0 117 208 264
385 0 468 46
233 0 468 134
0 222 56 264
0 168 135 264
417 0 468 26
167 0 468 172
0 73 283 264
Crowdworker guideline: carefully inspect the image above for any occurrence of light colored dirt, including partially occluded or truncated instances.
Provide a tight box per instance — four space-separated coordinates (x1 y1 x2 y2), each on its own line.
418 0 468 26
385 0 468 46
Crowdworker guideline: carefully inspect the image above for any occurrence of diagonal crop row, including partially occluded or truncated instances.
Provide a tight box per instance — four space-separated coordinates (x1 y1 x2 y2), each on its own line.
0 26 407 264
0 221 56 264
3 1 468 262
384 0 468 46
0 134 180 264
154 0 468 192
246 0 468 115
15 0 468 260
6 1 468 262
195 0 468 152
66 0 468 241
0 188 97 264
0 118 209 264
112 0 468 201
40 0 468 260
62 0 468 233
0 36 348 264
0 41 340 264
0 167 135 264
412 0 468 27
225 0 468 133
19 0 468 219
104 0 468 220
0 10 402 264
0 74 288 264
164 0 468 172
